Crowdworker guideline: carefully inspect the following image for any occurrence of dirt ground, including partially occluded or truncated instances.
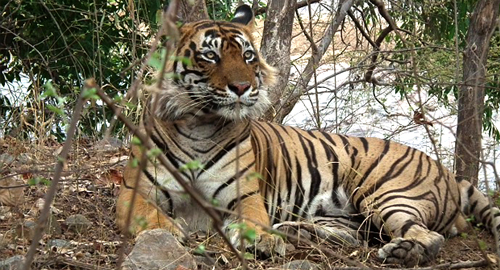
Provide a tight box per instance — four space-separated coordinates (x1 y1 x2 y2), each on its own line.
0 137 497 269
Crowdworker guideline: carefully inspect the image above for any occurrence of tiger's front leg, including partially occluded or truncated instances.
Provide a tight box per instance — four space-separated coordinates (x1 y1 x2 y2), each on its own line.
116 157 185 240
225 187 286 257
116 186 183 237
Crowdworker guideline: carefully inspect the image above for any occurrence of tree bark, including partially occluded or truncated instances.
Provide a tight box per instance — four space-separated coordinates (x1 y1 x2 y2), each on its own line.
454 0 500 186
259 0 296 122
178 0 209 22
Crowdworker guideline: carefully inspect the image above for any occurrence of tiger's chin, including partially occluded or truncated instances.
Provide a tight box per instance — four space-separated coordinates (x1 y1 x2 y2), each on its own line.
215 100 270 121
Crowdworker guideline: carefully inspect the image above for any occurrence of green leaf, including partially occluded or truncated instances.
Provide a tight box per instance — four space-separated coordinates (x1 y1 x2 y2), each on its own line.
131 136 142 145
466 215 475 222
28 177 52 186
147 147 162 158
211 198 220 207
243 252 254 260
47 105 64 116
148 49 167 71
478 240 487 250
194 245 206 255
41 81 57 99
246 172 263 181
179 160 204 172
113 94 123 102
82 87 99 100
131 157 139 168
242 228 256 242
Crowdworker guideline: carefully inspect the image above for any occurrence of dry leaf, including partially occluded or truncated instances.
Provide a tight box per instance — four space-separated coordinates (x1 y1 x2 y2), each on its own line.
0 176 25 206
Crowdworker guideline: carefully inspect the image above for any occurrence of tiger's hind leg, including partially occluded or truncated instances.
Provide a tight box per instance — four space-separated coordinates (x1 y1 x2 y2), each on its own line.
273 216 364 247
373 210 445 266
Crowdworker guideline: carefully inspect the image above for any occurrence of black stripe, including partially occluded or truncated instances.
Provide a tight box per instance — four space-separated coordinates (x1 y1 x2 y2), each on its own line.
353 140 391 189
355 147 418 209
202 138 237 171
151 134 181 168
467 185 475 198
291 157 305 221
293 130 321 215
321 132 338 146
338 135 350 154
227 190 260 211
435 207 459 233
401 219 418 237
212 163 254 199
319 139 339 188
142 169 174 216
359 137 369 153
380 208 418 232
469 200 478 215
378 201 428 224
355 146 415 210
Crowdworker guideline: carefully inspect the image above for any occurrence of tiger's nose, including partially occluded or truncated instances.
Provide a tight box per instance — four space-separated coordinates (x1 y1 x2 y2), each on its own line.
228 82 251 96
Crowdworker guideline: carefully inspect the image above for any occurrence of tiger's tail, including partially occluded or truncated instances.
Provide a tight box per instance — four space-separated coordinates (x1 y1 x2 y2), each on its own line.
459 179 500 252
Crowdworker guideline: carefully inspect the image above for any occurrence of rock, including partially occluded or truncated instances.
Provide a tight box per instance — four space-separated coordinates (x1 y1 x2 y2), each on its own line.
0 255 25 270
65 214 92 233
281 260 321 270
285 243 296 253
91 138 123 152
47 239 71 249
0 153 14 165
122 229 197 270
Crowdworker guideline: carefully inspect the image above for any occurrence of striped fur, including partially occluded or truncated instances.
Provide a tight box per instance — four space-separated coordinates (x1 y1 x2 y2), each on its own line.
116 5 500 266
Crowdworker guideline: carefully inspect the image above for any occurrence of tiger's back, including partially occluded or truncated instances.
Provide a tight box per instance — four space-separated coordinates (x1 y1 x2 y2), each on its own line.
116 5 500 267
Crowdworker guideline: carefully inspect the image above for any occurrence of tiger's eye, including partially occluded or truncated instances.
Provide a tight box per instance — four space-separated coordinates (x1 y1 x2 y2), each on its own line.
244 51 254 60
204 51 216 59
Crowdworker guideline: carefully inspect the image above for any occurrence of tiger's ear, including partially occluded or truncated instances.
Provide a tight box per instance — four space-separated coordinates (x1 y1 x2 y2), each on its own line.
231 5 254 26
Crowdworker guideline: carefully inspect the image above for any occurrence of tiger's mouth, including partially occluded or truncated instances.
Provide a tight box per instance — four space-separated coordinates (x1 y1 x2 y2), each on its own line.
187 83 268 120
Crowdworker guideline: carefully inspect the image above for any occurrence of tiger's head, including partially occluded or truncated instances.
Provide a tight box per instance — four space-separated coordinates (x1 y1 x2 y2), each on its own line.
153 5 277 122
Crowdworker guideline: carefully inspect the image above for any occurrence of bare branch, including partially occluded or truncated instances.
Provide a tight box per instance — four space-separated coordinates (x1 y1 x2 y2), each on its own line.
22 78 89 270
254 0 321 16
269 0 355 123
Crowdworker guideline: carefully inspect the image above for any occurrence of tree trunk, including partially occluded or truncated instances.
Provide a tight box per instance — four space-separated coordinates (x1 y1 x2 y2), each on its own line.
259 0 296 122
454 0 500 186
261 0 354 123
178 0 209 22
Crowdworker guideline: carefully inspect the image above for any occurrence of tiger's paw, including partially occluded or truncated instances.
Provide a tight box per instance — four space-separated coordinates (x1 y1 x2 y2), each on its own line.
252 232 286 257
377 234 444 266
228 228 286 258
274 221 362 246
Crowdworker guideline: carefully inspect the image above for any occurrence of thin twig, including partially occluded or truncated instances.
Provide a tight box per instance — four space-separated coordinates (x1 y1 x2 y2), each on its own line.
254 0 320 16
22 79 89 270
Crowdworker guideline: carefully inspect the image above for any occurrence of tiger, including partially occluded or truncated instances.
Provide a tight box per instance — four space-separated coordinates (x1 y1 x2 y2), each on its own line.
116 4 500 266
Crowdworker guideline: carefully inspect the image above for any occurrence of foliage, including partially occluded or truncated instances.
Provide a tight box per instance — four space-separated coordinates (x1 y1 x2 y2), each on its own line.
388 0 499 140
0 0 162 140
